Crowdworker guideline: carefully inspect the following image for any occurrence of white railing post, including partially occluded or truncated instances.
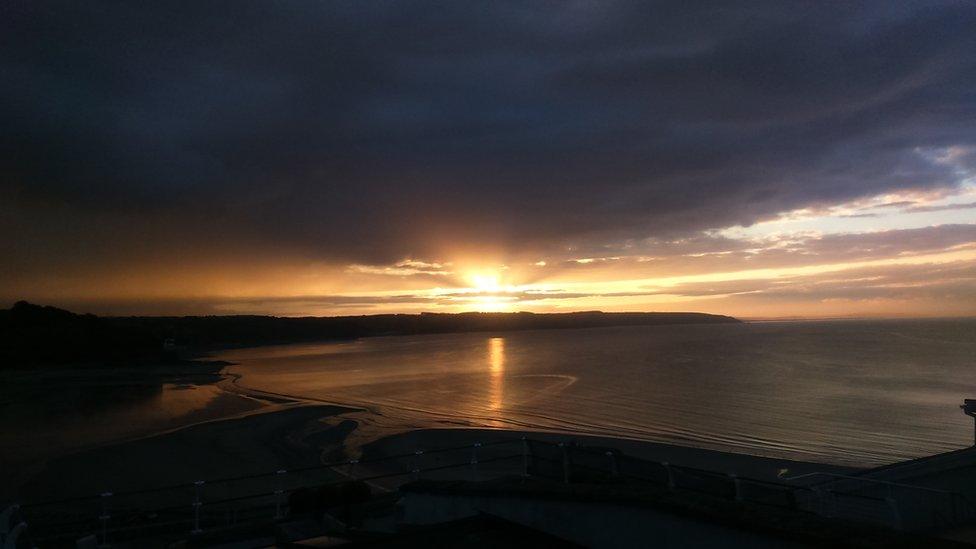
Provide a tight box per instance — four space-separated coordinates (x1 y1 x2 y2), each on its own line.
191 480 204 534
471 442 481 481
412 450 424 481
99 492 112 547
813 487 831 517
886 497 904 530
559 443 570 484
662 462 675 492
606 451 618 478
729 474 742 502
274 469 287 519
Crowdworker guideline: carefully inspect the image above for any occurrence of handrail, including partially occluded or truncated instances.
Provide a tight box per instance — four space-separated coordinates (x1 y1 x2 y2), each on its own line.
564 444 800 490
17 437 851 511
22 454 528 542
847 446 976 479
17 437 523 509
15 436 975 543
780 472 961 496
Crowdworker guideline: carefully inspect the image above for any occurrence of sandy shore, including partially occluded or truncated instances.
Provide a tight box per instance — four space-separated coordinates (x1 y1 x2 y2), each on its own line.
11 396 858 508
1 360 269 503
14 404 358 505
8 360 861 508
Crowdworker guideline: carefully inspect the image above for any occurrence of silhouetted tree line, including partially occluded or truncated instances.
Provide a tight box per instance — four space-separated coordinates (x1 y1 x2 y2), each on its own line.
0 301 739 366
0 301 166 365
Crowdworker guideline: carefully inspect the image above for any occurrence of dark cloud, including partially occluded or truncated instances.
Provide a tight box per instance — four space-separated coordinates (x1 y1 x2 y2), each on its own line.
2 1 975 275
656 261 976 303
529 225 976 280
779 224 976 260
905 201 976 213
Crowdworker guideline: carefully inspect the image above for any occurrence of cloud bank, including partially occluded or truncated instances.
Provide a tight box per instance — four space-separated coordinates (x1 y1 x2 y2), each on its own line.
2 1 975 316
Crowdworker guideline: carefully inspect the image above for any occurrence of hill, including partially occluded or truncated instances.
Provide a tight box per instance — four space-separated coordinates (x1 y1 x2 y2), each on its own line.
0 301 739 365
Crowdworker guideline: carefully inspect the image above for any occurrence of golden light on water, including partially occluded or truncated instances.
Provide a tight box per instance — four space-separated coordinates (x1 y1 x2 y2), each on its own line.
488 337 505 413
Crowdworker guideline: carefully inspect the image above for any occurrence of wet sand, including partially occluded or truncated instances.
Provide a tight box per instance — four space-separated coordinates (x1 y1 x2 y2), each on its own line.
14 404 358 505
0 360 263 503
11 398 859 510
8 359 861 508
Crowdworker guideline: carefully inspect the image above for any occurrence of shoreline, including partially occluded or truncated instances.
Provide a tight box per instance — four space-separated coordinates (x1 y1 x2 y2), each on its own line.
0 359 268 503
217 363 875 471
13 404 356 505
10 383 862 507
11 406 859 507
5 355 886 507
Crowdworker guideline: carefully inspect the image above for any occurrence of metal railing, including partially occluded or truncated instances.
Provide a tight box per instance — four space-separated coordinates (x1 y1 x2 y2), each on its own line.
8 437 975 546
11 438 525 546
781 471 976 531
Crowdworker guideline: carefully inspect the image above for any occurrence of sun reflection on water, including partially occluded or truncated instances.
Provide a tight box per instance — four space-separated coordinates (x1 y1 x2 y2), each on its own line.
488 337 505 413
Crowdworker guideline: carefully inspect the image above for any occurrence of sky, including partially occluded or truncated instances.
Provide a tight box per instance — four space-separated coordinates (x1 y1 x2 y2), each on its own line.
1 1 975 319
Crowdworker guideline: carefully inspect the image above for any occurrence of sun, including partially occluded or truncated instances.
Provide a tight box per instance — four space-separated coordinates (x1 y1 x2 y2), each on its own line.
463 272 514 311
471 295 510 312
469 273 501 292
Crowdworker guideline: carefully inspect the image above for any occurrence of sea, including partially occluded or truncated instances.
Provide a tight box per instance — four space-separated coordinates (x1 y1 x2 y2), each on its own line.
218 318 976 467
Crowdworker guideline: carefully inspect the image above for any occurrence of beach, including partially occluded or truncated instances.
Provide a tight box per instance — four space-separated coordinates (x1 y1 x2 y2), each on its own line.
17 318 973 510
217 321 976 468
15 404 356 504
0 360 262 503
19 319 958 508
10 376 858 509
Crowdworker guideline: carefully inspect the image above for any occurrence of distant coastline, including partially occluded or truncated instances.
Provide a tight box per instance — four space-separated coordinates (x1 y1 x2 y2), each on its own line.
0 300 739 365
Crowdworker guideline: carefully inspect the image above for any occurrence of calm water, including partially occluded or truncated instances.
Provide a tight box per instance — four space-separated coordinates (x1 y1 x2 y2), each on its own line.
221 319 976 467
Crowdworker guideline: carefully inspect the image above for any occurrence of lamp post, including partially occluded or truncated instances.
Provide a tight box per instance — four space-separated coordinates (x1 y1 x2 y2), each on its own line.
961 399 976 446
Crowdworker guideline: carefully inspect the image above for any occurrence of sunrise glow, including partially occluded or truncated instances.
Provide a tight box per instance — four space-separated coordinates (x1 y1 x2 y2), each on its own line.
468 273 502 293
2 3 974 320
